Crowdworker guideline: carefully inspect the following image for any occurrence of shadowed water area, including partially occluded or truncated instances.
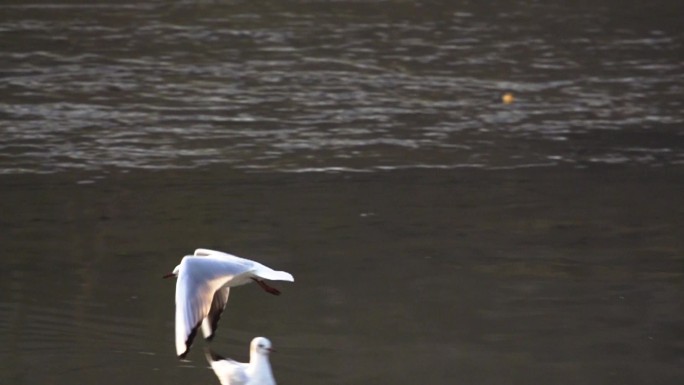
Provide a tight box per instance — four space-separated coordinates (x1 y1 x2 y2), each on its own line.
0 0 683 384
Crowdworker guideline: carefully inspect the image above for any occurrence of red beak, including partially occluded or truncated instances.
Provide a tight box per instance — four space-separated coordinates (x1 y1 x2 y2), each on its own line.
162 273 176 279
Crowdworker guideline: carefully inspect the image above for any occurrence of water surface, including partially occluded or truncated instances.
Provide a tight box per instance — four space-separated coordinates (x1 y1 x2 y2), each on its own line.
1 0 682 173
0 1 683 384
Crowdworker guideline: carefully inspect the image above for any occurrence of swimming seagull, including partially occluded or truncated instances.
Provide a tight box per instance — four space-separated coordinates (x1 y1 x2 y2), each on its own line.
163 249 294 359
205 337 277 385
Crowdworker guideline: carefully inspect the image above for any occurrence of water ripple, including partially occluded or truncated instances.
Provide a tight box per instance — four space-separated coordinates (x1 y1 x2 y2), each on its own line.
0 0 682 174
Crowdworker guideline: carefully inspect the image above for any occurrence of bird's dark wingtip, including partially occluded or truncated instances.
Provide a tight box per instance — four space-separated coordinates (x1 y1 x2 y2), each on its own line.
177 321 202 360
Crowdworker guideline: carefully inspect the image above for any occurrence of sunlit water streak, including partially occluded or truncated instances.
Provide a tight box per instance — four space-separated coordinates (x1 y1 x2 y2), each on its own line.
0 0 682 174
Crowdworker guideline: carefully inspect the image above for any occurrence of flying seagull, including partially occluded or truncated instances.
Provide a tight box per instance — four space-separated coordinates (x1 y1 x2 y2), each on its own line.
164 249 294 359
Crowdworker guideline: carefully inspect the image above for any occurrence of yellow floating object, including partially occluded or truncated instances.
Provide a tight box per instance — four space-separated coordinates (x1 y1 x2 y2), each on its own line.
502 92 515 104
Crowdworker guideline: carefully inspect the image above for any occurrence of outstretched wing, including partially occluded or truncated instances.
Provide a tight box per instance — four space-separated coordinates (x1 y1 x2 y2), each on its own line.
174 257 247 358
201 287 230 340
175 271 212 358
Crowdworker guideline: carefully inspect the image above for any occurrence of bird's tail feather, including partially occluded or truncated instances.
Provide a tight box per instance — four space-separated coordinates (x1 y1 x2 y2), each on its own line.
205 347 226 363
257 270 294 282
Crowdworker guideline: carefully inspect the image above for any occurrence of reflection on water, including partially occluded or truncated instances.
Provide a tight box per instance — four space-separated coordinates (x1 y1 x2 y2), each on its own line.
1 0 682 174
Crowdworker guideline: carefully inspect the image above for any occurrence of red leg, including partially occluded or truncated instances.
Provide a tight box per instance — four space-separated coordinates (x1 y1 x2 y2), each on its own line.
251 278 281 295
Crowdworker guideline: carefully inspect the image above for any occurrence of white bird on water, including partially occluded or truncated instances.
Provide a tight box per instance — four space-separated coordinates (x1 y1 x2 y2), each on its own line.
164 249 294 359
205 337 277 385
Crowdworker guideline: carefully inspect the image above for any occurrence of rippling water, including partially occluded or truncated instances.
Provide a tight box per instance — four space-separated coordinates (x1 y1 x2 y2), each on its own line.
1 2 683 385
1 0 682 173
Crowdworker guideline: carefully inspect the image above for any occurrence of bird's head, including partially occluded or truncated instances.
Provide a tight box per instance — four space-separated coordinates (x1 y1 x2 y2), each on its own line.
251 337 274 356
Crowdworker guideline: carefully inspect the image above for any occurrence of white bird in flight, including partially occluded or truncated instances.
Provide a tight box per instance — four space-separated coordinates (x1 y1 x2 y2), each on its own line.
164 249 294 359
205 337 277 385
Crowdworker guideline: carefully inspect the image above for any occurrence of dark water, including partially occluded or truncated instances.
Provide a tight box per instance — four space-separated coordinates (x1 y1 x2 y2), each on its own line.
1 1 683 384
